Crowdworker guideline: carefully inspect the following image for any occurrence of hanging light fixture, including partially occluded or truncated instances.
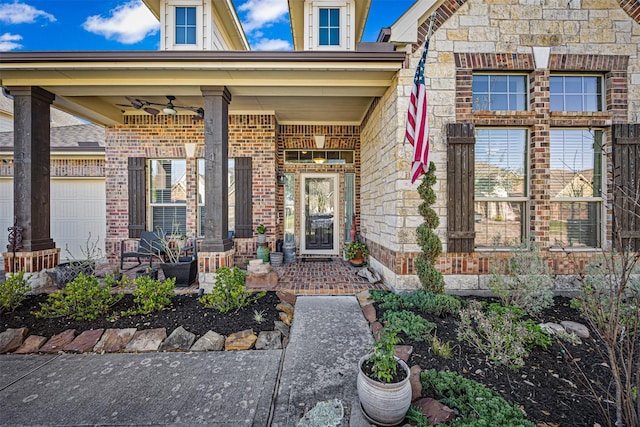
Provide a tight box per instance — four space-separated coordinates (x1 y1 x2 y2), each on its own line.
163 96 178 115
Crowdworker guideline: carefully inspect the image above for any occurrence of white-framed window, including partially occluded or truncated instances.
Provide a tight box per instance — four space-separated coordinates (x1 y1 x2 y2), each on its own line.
164 0 203 50
149 159 187 234
549 129 603 248
197 158 235 237
472 74 528 111
474 128 528 247
319 8 340 46
550 75 603 112
175 6 196 45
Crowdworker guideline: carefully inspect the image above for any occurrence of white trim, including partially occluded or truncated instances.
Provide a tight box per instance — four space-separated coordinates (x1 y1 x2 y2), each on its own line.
305 0 354 51
300 173 340 256
164 0 204 51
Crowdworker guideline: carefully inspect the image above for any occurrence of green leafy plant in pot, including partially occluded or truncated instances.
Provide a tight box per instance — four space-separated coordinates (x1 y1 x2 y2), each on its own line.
345 241 368 267
357 326 412 425
256 223 267 245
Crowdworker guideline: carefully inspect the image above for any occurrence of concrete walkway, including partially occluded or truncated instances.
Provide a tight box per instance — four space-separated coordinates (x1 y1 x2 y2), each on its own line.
0 296 374 426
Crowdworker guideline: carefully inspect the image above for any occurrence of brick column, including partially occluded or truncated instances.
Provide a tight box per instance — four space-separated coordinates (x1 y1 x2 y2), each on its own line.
529 70 551 247
200 86 233 252
9 86 56 252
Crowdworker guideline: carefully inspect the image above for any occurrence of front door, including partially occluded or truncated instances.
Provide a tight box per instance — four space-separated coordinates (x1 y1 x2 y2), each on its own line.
300 174 339 255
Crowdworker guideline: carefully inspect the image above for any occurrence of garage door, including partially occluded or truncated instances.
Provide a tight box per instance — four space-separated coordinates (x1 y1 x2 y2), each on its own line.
0 179 105 262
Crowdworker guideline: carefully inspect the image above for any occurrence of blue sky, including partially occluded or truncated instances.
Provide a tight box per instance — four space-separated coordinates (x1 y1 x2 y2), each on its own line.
0 0 416 51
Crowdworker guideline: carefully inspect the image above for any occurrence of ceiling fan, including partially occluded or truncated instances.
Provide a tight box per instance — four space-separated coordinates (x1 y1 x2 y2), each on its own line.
117 95 204 119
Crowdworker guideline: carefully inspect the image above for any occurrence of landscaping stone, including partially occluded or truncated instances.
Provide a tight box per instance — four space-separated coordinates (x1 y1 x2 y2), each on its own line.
279 311 293 326
246 272 278 290
560 321 590 338
225 329 257 350
62 329 104 353
14 335 47 354
276 301 294 318
255 331 282 350
94 328 136 353
124 328 167 353
160 326 196 352
274 320 290 339
276 290 297 306
539 322 566 335
190 331 225 351
361 303 376 323
0 327 28 354
40 329 76 353
355 290 373 306
371 321 383 341
395 345 413 363
413 397 455 425
410 365 422 402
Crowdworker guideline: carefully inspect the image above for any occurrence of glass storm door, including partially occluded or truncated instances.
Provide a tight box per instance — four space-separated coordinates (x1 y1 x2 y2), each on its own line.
301 174 339 255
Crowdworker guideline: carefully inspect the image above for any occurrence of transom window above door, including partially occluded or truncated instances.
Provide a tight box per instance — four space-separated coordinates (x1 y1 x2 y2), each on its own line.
472 74 527 111
285 150 353 164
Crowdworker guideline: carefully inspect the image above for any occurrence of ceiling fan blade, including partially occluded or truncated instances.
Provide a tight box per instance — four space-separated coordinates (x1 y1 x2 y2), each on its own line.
125 96 145 109
143 106 160 115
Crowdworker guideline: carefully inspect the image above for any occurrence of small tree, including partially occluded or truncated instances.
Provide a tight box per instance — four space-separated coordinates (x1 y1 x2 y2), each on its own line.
415 162 444 293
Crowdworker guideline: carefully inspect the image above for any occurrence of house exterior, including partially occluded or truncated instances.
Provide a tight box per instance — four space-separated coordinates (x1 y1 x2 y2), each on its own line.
1 0 639 291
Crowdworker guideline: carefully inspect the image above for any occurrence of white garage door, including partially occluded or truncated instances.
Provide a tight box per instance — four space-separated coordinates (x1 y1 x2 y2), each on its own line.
0 179 105 261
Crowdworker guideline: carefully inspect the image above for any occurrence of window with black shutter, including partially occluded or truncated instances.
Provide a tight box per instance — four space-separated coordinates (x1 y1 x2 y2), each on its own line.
234 157 253 238
447 123 476 252
127 157 146 238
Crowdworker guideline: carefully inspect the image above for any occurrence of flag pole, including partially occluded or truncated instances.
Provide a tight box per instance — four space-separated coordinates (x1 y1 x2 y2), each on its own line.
402 11 437 150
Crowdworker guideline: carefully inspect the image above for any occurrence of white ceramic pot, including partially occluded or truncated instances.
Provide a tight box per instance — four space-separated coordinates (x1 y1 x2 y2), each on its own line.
357 354 412 426
257 233 266 244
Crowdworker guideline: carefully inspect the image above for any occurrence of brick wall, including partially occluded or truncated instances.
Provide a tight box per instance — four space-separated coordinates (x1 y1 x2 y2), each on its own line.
0 158 104 177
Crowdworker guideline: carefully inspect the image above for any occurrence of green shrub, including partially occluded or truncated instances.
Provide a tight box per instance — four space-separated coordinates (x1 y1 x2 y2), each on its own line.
457 301 540 369
199 266 265 313
405 369 535 426
0 270 30 314
382 310 435 342
375 290 462 317
488 242 554 316
367 326 402 383
34 273 122 321
485 303 552 350
121 276 175 316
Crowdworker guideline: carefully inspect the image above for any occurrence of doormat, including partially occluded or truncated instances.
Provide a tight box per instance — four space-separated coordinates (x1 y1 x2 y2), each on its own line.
301 257 333 263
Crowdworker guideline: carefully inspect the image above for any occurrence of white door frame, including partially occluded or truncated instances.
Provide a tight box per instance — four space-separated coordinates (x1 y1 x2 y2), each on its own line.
300 173 340 256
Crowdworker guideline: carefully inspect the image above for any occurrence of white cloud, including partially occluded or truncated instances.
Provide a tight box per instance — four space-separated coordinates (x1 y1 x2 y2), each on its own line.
238 0 288 33
0 32 22 51
0 1 55 24
82 0 159 44
252 38 291 51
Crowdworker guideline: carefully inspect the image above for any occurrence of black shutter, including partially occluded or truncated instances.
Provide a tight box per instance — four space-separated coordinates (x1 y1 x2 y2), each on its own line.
613 124 640 250
234 157 253 238
447 123 476 252
128 157 146 238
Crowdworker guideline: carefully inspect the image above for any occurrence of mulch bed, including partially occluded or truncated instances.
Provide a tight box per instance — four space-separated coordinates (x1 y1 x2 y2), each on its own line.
374 296 611 427
2 291 281 339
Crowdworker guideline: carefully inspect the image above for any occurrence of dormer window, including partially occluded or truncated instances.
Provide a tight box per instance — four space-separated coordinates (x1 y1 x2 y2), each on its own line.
319 8 340 46
175 7 196 45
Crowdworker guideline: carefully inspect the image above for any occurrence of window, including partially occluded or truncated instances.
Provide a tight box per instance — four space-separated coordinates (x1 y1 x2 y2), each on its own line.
175 6 196 45
319 8 340 46
198 158 235 237
550 76 602 112
550 129 602 247
472 74 527 111
149 159 187 234
474 129 528 247
284 150 353 164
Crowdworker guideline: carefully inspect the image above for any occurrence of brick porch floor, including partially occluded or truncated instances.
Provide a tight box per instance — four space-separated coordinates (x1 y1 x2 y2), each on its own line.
30 257 388 296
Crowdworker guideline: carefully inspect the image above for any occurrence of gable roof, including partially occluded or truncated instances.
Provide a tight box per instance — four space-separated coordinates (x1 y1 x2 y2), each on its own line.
0 123 105 151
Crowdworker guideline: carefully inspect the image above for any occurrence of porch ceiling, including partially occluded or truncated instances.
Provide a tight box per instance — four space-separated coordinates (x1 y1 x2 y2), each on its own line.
0 51 405 126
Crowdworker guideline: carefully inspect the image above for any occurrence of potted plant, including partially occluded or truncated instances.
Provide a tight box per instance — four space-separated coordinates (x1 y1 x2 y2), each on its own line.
357 326 412 425
345 241 368 267
256 224 267 244
157 228 197 287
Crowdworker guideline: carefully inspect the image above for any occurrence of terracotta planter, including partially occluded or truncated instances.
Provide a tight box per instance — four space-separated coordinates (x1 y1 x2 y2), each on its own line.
357 354 412 426
349 250 365 267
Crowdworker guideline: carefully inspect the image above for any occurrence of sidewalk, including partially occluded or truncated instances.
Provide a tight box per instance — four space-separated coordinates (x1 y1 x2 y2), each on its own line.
0 296 374 426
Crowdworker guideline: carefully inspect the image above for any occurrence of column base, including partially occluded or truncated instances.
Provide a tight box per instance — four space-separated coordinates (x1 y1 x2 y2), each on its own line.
198 249 235 294
3 248 60 273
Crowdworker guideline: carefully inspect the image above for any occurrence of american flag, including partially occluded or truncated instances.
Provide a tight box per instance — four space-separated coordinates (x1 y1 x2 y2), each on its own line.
405 40 430 184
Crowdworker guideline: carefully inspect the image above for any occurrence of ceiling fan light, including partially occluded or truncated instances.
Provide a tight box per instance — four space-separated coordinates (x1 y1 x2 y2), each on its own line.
163 107 177 115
